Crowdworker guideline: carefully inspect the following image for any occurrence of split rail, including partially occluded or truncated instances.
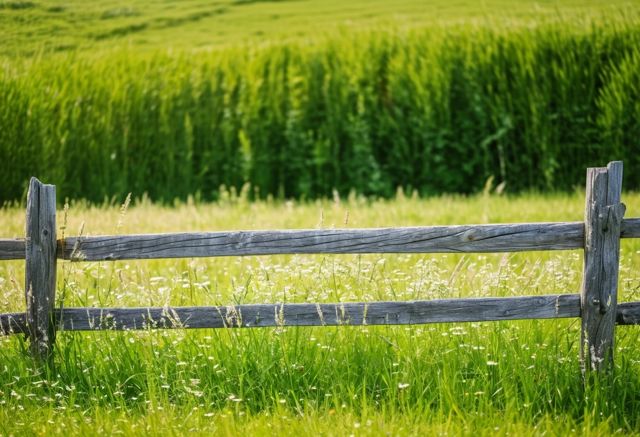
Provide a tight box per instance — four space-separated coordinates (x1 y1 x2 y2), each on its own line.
1 161 639 373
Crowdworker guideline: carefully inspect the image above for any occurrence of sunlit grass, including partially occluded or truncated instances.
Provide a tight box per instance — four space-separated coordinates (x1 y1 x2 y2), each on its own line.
1 192 640 434
3 1 640 433
1 0 636 55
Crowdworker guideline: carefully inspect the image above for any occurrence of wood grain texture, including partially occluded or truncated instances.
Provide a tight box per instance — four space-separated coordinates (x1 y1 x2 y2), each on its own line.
1 218 640 261
7 297 640 335
61 222 586 262
580 162 624 372
617 302 640 325
0 239 25 260
0 312 26 335
24 294 584 331
621 218 640 238
25 178 57 362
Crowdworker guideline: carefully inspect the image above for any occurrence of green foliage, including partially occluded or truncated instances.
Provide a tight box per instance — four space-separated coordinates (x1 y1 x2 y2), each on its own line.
1 16 640 202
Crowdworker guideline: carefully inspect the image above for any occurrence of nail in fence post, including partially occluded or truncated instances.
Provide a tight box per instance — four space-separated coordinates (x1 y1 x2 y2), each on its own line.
25 178 57 363
581 161 625 373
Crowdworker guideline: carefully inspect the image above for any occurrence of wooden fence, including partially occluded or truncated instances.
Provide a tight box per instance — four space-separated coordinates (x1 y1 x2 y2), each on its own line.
1 161 640 374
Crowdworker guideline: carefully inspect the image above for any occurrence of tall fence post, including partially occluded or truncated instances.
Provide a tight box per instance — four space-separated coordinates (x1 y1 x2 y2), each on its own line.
581 161 625 373
25 178 57 363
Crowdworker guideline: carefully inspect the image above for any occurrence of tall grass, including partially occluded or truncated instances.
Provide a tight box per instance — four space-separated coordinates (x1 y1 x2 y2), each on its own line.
1 16 640 203
1 193 640 434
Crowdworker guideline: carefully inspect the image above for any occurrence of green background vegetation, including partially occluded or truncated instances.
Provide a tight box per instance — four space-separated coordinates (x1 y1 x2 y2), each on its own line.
3 2 640 434
1 0 634 56
1 1 640 203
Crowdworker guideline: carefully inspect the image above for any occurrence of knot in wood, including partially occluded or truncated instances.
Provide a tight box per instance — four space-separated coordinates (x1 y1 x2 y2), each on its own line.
602 203 626 233
462 230 476 242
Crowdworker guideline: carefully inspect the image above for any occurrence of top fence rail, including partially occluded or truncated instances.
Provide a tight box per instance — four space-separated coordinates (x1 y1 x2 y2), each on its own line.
1 219 640 262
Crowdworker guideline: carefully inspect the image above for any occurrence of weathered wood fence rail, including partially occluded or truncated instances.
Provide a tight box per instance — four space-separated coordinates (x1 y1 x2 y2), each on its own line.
1 161 639 373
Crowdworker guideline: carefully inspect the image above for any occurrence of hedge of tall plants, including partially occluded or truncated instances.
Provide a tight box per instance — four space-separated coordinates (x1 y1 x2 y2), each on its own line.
1 18 639 203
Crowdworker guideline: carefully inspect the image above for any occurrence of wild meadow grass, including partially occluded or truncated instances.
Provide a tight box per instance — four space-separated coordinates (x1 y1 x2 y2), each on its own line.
0 0 634 56
1 192 640 435
3 2 640 433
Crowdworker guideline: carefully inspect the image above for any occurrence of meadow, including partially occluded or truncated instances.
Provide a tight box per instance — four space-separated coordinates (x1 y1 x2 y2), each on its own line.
3 1 640 435
1 2 640 203
1 0 636 56
1 192 640 435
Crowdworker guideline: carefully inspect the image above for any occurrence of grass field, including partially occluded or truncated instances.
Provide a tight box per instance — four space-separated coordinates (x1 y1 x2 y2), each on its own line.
1 0 638 55
3 1 640 434
1 192 640 435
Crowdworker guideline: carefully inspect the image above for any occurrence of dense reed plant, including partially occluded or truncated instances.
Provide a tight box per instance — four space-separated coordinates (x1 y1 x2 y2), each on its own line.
1 16 640 203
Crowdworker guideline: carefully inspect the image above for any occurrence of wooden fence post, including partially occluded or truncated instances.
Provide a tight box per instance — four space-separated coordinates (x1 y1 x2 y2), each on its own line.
25 178 57 363
581 161 625 372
